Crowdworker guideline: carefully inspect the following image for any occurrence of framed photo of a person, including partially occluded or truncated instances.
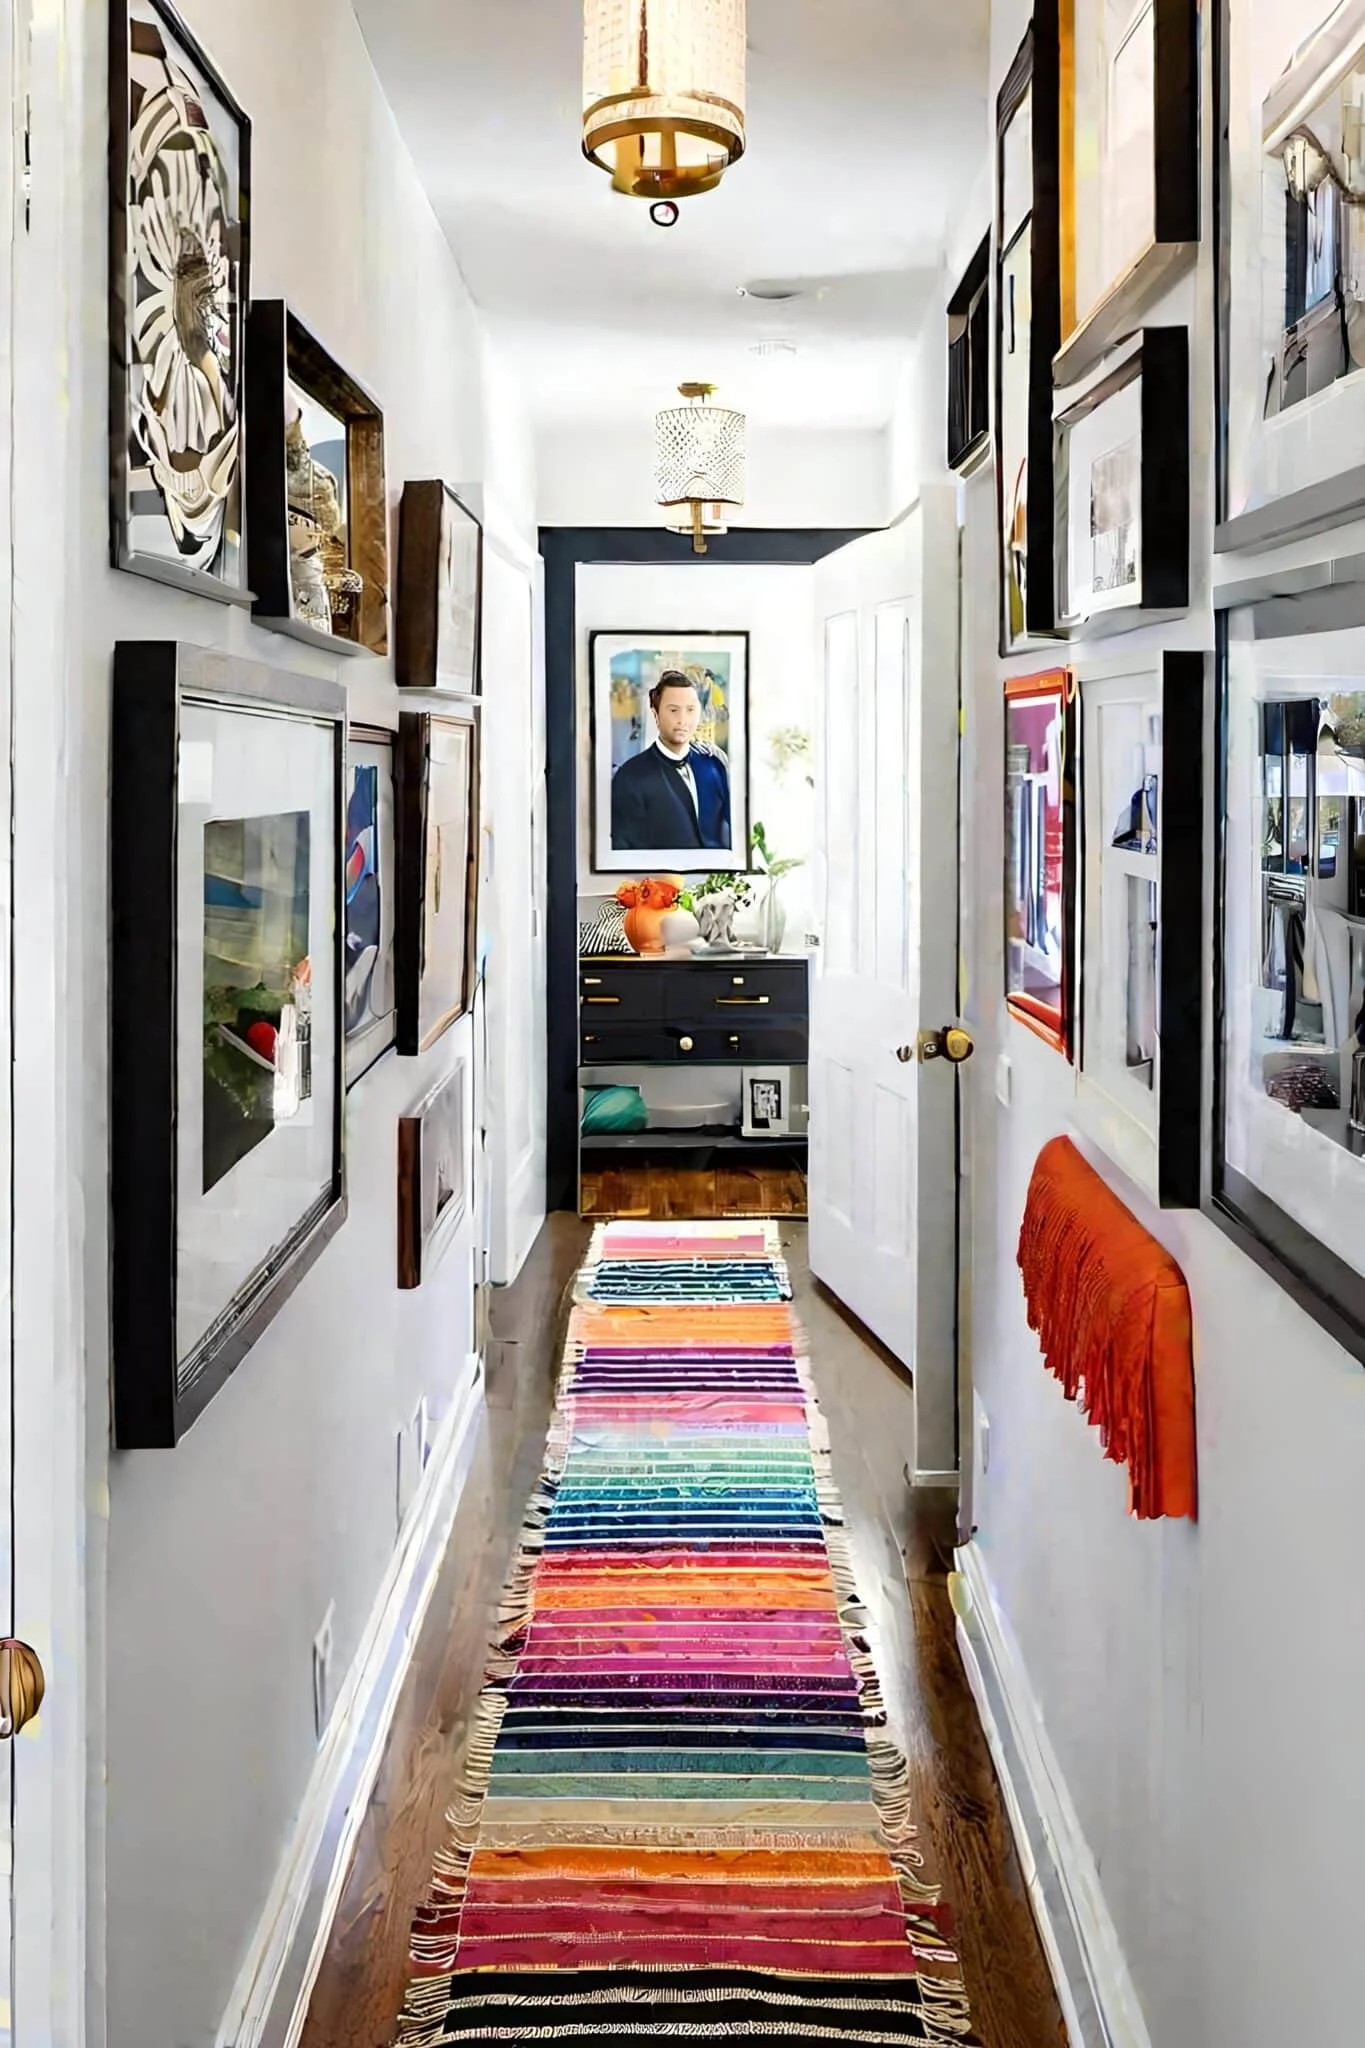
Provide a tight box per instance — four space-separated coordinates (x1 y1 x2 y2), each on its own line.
590 631 750 874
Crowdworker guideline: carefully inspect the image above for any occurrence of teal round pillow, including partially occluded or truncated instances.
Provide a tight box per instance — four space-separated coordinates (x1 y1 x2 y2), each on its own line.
582 1085 649 1135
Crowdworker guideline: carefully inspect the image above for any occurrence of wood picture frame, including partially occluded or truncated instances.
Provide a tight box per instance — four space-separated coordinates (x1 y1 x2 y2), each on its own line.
396 481 484 694
245 301 389 658
1054 326 1190 632
1076 651 1205 1206
1056 0 1199 384
995 16 1062 655
108 0 252 601
397 1062 469 1289
1210 600 1365 1366
1005 667 1077 1057
947 232 991 473
396 705 481 1055
110 642 348 1447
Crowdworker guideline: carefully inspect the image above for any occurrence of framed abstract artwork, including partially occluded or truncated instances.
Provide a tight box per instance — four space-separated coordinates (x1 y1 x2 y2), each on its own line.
396 706 481 1054
1076 653 1204 1205
246 302 389 657
345 725 397 1087
1005 667 1077 1055
397 1062 469 1289
1216 0 1365 552
1054 327 1190 630
589 631 750 874
396 482 484 694
1056 0 1199 382
111 643 347 1446
1211 600 1365 1362
947 233 991 473
109 1 251 599
995 16 1062 654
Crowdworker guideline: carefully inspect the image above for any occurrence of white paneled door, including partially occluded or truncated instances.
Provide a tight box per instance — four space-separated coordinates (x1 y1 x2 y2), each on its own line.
809 485 966 1477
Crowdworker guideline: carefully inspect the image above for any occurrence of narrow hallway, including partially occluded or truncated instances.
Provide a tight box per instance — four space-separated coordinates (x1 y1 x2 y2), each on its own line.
301 1222 1063 2047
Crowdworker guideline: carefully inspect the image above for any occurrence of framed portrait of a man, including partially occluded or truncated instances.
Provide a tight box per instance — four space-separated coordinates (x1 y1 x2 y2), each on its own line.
590 631 750 874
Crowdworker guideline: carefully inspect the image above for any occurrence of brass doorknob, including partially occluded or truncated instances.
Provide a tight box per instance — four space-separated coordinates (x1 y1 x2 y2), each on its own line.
679 1035 694 1053
0 1640 45 1738
904 1027 976 1065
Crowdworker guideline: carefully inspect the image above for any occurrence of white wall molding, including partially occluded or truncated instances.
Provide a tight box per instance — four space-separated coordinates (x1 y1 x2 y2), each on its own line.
950 1542 1153 2048
217 1362 486 2048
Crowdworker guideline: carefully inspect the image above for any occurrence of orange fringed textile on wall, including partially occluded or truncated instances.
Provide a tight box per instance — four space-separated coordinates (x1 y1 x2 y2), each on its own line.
1017 1137 1197 1521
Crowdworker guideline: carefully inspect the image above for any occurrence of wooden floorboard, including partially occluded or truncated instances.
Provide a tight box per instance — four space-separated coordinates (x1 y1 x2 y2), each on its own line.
581 1160 808 1218
299 1216 1065 2048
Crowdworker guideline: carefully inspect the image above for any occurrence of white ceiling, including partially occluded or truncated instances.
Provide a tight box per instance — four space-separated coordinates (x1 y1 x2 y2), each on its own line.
353 0 990 431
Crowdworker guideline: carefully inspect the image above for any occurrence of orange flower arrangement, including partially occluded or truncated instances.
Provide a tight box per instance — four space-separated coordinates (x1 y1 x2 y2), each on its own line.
615 875 684 953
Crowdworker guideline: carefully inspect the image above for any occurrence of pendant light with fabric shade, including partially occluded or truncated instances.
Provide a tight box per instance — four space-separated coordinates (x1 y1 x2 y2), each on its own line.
654 382 746 554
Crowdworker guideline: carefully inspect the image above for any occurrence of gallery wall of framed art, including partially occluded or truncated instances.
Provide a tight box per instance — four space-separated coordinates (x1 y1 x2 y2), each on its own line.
110 643 348 1447
396 704 481 1056
1005 666 1076 1055
1216 0 1365 553
1076 651 1204 1205
396 481 484 695
109 0 251 601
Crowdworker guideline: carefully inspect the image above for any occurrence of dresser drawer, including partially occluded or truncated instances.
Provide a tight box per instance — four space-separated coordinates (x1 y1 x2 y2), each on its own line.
675 963 809 1019
579 965 665 1022
580 1023 674 1063
684 1024 809 1063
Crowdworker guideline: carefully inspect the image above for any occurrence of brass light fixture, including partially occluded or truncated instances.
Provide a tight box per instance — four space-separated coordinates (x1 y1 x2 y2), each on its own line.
654 382 746 554
582 0 747 203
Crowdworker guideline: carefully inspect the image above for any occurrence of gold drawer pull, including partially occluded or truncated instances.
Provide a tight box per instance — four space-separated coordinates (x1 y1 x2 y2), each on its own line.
583 1034 599 1045
732 976 745 986
585 996 621 1005
583 976 604 987
716 995 770 1007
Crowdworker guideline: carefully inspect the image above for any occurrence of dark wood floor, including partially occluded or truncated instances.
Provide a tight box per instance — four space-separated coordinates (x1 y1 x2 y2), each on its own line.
581 1159 808 1218
300 1217 1065 2048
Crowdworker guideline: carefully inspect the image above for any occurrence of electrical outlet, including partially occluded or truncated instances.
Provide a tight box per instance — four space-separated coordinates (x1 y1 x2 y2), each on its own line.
312 1602 335 1742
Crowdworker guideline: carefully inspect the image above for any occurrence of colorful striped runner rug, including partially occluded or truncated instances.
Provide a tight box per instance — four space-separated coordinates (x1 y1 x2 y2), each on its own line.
397 1220 978 2045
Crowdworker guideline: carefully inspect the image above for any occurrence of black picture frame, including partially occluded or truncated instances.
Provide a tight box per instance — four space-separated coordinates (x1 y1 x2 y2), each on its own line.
1054 326 1190 632
245 301 390 658
995 14 1062 656
396 481 484 695
396 705 481 1056
587 628 753 877
111 643 348 1447
947 233 991 473
1210 603 1365 1365
108 0 252 602
1076 652 1205 1207
1055 0 1199 385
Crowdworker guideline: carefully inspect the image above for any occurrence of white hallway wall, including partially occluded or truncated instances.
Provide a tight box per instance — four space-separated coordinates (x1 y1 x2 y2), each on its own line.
34 3 543 2044
950 1 1365 2043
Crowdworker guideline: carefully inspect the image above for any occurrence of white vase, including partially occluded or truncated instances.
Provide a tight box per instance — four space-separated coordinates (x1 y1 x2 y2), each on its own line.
764 882 787 954
660 908 700 950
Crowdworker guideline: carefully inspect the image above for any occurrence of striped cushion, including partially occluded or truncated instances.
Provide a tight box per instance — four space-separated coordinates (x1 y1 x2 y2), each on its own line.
579 904 632 955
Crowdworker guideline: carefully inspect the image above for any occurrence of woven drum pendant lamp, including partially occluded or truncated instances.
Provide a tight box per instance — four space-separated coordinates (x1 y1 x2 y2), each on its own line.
582 0 747 202
655 382 746 554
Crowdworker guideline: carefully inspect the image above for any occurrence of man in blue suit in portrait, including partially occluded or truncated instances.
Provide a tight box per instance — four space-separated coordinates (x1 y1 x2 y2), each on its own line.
610 671 733 853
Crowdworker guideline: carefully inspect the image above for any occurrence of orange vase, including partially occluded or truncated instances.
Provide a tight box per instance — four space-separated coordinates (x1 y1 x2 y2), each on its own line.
622 905 667 954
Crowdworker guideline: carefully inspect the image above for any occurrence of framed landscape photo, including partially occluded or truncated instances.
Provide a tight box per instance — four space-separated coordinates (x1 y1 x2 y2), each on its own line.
1056 0 1199 382
1217 0 1365 553
1005 667 1077 1055
1054 327 1190 630
246 301 389 657
396 481 483 694
396 706 480 1055
996 16 1062 654
590 630 750 874
111 644 347 1447
1076 652 1204 1205
109 0 251 600
345 725 397 1087
1210 601 1365 1363
397 1062 469 1289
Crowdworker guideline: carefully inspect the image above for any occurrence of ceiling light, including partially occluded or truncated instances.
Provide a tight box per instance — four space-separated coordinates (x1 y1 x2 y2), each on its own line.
583 0 747 204
654 382 746 555
737 282 803 302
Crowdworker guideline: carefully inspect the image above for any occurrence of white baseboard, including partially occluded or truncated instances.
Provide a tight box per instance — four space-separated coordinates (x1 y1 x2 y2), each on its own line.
950 1542 1152 2048
217 1358 487 2048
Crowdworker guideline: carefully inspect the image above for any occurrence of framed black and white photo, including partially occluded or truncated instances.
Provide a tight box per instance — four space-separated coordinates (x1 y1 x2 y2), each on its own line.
741 1067 808 1140
396 706 481 1055
345 724 397 1087
995 18 1062 654
1055 327 1190 631
109 0 251 600
1212 600 1365 1363
1076 652 1204 1205
397 482 483 695
397 1062 469 1289
111 644 347 1446
1216 0 1365 552
590 631 750 874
